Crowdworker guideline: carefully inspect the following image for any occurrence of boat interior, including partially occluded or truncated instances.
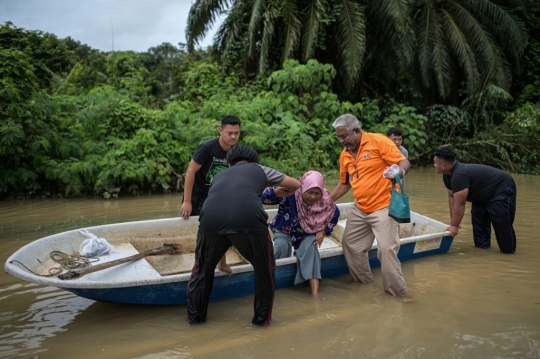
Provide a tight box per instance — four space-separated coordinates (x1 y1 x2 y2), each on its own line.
27 205 445 279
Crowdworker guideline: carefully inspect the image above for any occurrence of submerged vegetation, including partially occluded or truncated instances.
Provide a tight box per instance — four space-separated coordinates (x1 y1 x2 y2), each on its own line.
1 2 539 199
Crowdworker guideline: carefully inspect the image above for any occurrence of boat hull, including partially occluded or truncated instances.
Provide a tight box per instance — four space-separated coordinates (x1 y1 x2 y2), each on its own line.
63 235 453 305
5 203 453 305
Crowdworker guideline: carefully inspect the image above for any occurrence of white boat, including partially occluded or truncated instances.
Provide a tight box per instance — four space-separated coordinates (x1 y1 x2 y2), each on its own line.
4 203 452 305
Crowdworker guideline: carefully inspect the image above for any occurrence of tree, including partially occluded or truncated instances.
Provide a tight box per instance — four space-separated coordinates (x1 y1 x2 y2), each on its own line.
186 0 367 89
413 0 528 103
0 49 56 195
511 1 540 105
185 0 529 103
0 22 79 91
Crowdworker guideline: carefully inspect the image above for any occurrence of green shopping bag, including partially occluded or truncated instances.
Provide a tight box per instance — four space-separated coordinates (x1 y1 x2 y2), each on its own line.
388 174 410 223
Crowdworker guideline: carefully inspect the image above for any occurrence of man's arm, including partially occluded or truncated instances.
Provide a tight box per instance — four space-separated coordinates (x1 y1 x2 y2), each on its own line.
276 175 301 193
397 159 410 177
273 187 295 197
383 159 411 179
180 159 203 219
447 189 455 219
330 182 351 202
446 188 468 237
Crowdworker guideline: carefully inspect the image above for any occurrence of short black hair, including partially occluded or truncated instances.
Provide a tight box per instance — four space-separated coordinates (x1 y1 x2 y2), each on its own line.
387 127 403 137
433 146 456 162
226 145 258 166
221 115 241 127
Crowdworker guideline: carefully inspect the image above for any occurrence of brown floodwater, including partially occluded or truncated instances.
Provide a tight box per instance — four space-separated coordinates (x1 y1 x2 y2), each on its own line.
1 168 539 359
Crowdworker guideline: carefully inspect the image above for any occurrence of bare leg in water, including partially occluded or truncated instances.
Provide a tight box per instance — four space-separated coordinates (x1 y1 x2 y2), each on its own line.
216 254 232 276
310 278 320 297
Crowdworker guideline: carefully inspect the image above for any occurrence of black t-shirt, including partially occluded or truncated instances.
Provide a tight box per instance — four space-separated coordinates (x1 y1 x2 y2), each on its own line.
443 162 514 203
198 163 285 236
192 138 228 199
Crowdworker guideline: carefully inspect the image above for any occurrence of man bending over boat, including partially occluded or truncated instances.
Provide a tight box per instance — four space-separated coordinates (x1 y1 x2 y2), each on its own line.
262 171 340 297
433 146 517 254
186 146 301 326
330 114 411 299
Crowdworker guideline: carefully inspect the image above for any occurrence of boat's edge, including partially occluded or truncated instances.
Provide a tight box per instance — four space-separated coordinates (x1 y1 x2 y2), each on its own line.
4 204 452 293
59 235 454 305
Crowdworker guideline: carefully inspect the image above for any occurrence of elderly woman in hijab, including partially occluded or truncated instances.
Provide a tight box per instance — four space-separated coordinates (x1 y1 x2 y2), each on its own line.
262 171 340 296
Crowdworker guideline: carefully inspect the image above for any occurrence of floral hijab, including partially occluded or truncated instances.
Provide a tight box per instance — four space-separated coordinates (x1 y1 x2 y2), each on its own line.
294 171 336 234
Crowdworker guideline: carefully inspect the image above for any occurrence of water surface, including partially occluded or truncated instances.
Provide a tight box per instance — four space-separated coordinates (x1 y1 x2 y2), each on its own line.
1 168 539 359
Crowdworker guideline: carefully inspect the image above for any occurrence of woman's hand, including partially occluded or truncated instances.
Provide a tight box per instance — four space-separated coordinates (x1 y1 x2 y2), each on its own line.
314 231 325 247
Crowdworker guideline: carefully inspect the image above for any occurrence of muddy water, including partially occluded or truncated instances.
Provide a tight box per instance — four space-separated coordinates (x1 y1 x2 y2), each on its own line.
1 168 539 359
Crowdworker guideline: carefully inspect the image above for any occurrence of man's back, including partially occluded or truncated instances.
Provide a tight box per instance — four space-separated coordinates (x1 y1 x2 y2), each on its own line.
443 162 513 202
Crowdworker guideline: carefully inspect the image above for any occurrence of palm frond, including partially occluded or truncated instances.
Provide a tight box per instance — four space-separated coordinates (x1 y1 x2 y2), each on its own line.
281 0 303 63
259 4 279 75
447 1 503 85
186 0 231 51
416 3 434 89
440 8 481 94
376 0 415 67
214 1 244 54
461 0 527 64
301 0 325 61
488 0 530 12
248 0 267 57
335 0 366 88
431 15 453 98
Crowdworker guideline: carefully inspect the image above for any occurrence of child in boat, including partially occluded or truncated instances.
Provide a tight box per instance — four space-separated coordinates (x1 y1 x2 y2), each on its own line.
262 171 340 297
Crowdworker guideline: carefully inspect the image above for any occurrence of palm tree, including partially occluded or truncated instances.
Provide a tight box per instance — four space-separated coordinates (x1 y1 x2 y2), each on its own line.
186 0 528 102
186 0 369 88
413 0 528 101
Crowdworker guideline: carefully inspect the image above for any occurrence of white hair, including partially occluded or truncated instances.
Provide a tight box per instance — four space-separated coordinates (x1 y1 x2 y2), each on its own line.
332 114 362 131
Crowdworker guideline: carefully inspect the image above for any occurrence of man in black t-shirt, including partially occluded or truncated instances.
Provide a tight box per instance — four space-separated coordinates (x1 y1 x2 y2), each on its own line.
180 116 241 219
433 147 517 254
186 146 301 327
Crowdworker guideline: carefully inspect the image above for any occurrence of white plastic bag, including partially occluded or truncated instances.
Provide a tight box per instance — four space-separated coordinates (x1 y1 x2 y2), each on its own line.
78 229 113 257
383 164 402 178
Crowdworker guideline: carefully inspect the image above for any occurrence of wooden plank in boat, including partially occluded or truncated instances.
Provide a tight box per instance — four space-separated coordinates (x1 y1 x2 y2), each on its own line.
145 249 246 276
319 237 341 250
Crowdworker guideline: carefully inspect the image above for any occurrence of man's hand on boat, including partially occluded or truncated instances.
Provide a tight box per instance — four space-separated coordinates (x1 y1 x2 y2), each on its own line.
180 201 192 219
445 225 461 237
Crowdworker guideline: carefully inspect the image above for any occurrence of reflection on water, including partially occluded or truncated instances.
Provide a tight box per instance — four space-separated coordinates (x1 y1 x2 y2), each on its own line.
0 284 93 358
1 168 539 359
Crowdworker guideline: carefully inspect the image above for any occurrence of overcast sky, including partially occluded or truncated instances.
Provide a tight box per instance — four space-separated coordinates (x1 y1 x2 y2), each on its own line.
0 0 220 52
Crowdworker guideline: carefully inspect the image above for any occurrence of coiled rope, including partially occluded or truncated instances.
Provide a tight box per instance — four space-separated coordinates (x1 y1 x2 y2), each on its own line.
10 251 99 277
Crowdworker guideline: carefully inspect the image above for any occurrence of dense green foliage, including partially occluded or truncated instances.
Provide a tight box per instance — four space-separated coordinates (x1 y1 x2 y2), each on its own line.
0 19 539 199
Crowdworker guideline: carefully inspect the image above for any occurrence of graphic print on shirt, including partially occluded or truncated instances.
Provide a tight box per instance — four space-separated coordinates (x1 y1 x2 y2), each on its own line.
205 157 228 184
